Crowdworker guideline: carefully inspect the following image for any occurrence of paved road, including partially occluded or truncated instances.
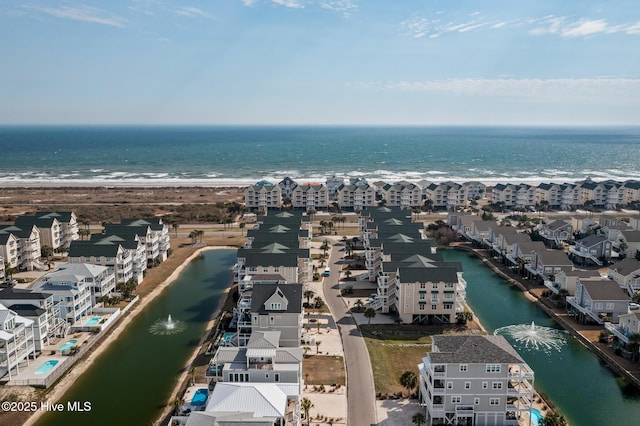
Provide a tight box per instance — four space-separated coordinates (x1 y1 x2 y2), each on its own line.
324 241 377 426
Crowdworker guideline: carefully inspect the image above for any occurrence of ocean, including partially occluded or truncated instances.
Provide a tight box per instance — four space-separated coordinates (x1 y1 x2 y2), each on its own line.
1 125 639 186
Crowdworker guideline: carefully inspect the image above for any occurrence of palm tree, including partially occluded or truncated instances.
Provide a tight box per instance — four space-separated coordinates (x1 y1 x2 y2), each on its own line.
304 289 315 305
344 269 352 281
539 411 568 426
172 221 180 238
239 222 246 236
412 412 426 426
301 397 314 425
320 240 330 257
197 229 205 243
41 245 53 268
627 333 640 362
399 370 417 397
558 289 569 308
315 340 321 354
364 307 376 325
188 230 198 244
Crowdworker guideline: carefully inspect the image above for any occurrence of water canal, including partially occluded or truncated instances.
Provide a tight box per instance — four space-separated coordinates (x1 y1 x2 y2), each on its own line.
37 249 236 426
442 250 640 425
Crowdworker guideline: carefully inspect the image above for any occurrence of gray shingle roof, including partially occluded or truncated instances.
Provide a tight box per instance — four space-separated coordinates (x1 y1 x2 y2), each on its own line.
580 280 630 301
430 335 525 364
250 284 302 314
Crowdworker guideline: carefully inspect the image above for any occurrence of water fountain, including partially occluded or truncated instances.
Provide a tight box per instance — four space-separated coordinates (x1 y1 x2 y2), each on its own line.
149 314 186 335
494 321 567 354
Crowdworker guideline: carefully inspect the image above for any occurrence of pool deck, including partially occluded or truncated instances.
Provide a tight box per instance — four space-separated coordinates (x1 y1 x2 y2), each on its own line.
179 383 210 413
11 356 67 384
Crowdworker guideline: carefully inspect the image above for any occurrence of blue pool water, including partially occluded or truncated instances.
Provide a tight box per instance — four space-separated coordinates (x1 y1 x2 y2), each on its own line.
85 317 101 326
59 339 78 352
35 360 59 375
223 332 234 342
191 388 208 406
530 408 542 426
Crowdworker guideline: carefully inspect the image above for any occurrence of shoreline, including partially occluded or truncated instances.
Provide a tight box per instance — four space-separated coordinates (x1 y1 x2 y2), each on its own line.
23 246 235 426
2 174 640 189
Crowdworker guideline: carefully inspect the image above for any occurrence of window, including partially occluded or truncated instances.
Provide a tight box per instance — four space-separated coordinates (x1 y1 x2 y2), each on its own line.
459 364 468 372
490 398 500 406
606 302 615 310
432 304 437 310
451 396 461 404
474 398 480 405
274 267 280 272
492 382 503 389
420 283 426 289
419 302 426 311
419 293 426 300
447 382 453 389
486 364 501 373
275 373 280 382
465 382 470 389
432 283 438 289
270 303 281 310
482 382 488 389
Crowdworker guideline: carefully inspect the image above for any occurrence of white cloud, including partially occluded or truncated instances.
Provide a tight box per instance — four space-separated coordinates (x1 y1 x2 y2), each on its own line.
25 4 126 27
242 0 258 5
625 21 640 34
402 12 640 40
175 6 211 18
353 78 640 104
531 17 640 38
320 0 358 16
271 0 305 8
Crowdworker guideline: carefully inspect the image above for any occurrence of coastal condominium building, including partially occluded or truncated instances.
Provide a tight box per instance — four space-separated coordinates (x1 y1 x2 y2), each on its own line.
419 335 535 426
0 302 36 381
68 240 134 285
0 224 42 271
0 287 68 351
245 180 283 210
290 183 329 211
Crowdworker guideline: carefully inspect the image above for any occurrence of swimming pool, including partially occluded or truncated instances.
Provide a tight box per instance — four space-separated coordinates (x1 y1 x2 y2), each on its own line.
84 317 101 326
191 388 208 406
35 360 59 375
59 339 78 352
530 408 543 426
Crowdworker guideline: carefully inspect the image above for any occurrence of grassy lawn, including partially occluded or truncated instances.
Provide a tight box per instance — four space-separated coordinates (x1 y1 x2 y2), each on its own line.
303 355 346 386
361 325 433 396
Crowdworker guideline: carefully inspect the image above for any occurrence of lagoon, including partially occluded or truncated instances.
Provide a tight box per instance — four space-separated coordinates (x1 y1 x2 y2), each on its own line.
443 250 640 425
37 249 236 426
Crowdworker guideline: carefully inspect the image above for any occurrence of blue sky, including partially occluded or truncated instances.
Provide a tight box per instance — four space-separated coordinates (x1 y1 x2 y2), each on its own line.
1 0 639 125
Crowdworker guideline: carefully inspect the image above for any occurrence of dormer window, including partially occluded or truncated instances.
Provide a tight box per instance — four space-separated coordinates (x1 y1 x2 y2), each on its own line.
271 303 281 310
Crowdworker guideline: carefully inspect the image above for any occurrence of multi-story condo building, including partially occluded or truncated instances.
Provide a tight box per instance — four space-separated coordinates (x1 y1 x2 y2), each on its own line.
0 302 36 380
68 240 134 285
424 182 462 210
0 224 42 271
245 180 283 210
536 183 563 209
0 288 68 351
419 335 535 426
290 183 329 211
381 182 422 208
105 218 170 265
279 176 298 203
15 215 62 251
249 284 303 348
31 264 101 325
579 180 607 207
560 183 581 210
336 182 376 211
624 181 640 205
